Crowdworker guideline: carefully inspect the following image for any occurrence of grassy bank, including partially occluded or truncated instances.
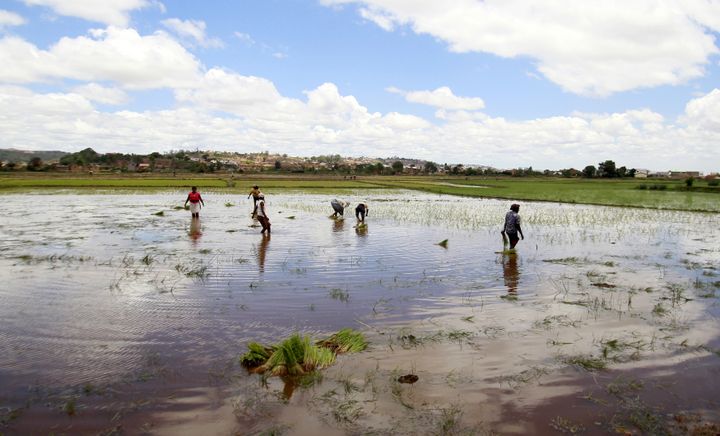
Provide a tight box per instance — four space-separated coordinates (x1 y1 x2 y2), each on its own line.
1 174 718 212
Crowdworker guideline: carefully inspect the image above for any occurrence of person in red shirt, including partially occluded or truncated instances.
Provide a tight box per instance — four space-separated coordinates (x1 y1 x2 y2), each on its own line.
184 186 205 219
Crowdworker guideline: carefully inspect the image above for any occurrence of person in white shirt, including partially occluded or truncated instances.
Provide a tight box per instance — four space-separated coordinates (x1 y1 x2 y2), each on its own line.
256 194 271 234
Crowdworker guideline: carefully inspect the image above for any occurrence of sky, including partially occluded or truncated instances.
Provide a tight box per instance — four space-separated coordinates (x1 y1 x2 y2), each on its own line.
0 0 719 172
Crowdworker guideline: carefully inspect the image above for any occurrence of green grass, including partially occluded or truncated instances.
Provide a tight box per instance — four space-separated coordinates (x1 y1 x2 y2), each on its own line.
2 174 719 211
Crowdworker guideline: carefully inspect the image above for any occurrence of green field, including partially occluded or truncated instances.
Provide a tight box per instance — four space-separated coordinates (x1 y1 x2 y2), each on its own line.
1 174 718 212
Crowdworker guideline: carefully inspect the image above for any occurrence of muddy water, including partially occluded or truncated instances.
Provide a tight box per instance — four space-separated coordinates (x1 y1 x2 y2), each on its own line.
0 190 719 435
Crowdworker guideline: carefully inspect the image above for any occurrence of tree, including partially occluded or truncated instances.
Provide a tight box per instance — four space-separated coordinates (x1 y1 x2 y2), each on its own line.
598 160 617 178
617 166 627 178
392 161 404 173
423 161 438 174
274 160 282 170
582 165 597 178
627 168 636 178
27 157 44 171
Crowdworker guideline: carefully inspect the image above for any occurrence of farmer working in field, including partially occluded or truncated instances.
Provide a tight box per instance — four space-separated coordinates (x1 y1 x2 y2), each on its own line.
248 185 261 217
501 203 524 249
184 186 205 219
355 202 369 223
256 193 271 234
330 199 350 217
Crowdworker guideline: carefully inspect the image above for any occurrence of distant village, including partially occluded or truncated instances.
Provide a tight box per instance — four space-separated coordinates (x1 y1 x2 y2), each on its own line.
0 147 715 180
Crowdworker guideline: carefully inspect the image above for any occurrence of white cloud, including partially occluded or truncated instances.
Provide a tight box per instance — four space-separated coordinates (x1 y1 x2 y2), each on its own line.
2 76 719 172
161 18 223 48
23 0 150 27
682 88 720 131
0 10 26 28
234 32 255 46
0 27 202 89
71 83 129 105
322 0 720 96
389 86 485 110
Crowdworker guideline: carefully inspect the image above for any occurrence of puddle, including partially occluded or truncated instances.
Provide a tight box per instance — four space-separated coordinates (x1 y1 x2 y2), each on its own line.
0 190 719 434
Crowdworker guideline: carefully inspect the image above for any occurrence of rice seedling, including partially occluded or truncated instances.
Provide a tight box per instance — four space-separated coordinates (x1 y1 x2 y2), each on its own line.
317 328 368 353
63 397 77 416
549 416 585 434
199 248 211 254
286 215 296 219
606 376 644 397
0 407 22 425
499 366 550 389
240 329 367 378
224 202 234 207
141 254 154 265
652 303 668 316
561 354 607 371
153 211 164 216
437 239 448 248
329 288 350 302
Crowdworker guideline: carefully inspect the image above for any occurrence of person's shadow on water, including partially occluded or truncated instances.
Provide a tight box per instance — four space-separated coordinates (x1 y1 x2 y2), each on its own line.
502 252 520 298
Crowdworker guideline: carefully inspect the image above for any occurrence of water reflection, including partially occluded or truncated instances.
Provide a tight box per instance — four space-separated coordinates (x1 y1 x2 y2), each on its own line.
502 252 519 296
189 218 202 243
257 234 270 272
355 223 368 237
332 217 345 232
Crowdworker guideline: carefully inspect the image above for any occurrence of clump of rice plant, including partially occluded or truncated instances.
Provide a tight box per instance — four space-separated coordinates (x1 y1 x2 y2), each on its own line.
317 328 368 353
240 329 367 378
437 239 448 248
153 211 165 216
225 202 234 207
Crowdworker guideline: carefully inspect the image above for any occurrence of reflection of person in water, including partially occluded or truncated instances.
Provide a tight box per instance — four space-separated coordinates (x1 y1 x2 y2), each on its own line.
332 217 345 232
502 252 520 295
189 217 202 242
330 199 349 217
257 234 270 272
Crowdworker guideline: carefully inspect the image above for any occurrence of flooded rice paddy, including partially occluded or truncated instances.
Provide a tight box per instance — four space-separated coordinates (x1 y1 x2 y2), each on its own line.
1 190 719 435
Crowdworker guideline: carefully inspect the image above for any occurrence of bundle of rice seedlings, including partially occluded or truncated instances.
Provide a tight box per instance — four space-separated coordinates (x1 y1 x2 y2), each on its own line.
262 334 307 376
317 328 367 354
303 337 336 371
240 329 366 377
240 342 274 368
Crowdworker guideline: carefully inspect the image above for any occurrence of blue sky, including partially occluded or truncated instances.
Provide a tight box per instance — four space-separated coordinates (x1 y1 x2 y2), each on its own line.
1 0 719 171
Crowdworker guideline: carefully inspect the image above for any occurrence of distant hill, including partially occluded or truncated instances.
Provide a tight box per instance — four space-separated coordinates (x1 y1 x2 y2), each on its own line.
0 148 68 163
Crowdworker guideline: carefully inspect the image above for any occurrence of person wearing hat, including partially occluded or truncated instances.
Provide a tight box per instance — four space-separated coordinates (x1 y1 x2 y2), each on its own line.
330 199 350 217
256 193 271 234
248 185 261 217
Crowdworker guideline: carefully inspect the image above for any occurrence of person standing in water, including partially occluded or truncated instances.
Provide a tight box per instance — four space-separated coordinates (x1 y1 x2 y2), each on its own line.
330 199 349 217
256 193 271 234
248 185 261 217
184 186 205 219
501 203 524 249
355 202 369 223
